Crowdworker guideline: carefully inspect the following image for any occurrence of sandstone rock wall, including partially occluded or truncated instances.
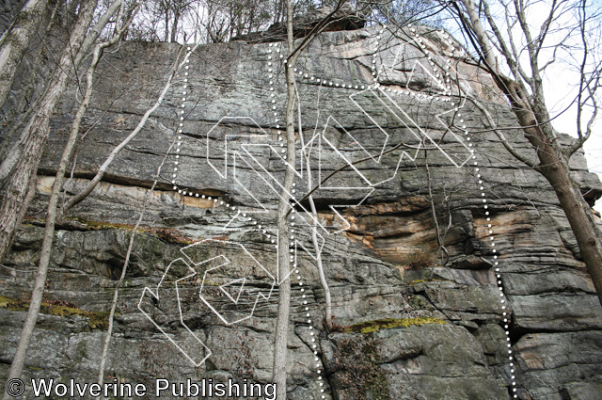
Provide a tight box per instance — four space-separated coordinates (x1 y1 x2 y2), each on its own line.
1 24 602 400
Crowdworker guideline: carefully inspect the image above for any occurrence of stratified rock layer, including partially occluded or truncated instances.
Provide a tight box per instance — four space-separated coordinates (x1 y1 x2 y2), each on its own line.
1 24 602 400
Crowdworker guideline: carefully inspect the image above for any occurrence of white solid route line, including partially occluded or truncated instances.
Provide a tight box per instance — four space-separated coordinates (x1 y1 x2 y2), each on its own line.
138 258 212 367
142 27 518 398
183 239 276 325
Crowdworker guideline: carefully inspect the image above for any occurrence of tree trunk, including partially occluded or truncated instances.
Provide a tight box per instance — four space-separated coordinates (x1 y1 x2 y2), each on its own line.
272 1 296 399
3 4 135 393
541 159 602 304
97 143 169 389
520 121 602 304
0 0 123 183
500 75 602 306
309 194 332 330
271 2 348 395
0 0 98 390
458 0 602 305
0 0 48 111
0 0 126 264
0 0 59 166
300 97 333 331
0 0 97 260
164 12 169 42
171 11 179 43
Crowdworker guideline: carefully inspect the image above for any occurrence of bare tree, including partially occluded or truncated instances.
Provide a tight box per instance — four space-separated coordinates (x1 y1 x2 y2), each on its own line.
424 149 453 279
0 1 107 390
97 137 176 391
0 0 124 264
445 0 602 304
298 101 334 331
272 2 350 398
59 45 191 216
129 0 363 44
158 0 196 42
271 2 298 397
0 0 59 165
0 3 144 395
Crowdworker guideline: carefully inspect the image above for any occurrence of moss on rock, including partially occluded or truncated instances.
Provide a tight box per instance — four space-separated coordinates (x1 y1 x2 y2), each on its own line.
345 317 447 334
0 295 112 330
24 216 200 245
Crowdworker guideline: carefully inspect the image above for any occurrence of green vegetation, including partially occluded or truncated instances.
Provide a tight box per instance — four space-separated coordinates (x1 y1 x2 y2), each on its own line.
407 278 448 285
345 317 447 334
0 295 111 330
71 217 197 245
25 215 198 245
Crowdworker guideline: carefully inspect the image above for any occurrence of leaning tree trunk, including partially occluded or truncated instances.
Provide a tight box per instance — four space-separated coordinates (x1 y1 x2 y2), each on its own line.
0 0 59 166
3 3 136 394
495 60 602 307
458 0 602 306
0 0 122 185
518 116 602 305
0 0 98 264
0 0 48 111
0 3 98 392
541 156 602 304
59 46 187 217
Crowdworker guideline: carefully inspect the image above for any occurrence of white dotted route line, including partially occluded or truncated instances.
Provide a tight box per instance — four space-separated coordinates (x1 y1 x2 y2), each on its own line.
475 126 518 397
172 46 200 198
266 43 285 144
292 26 519 399
170 46 274 238
169 29 518 398
288 27 458 106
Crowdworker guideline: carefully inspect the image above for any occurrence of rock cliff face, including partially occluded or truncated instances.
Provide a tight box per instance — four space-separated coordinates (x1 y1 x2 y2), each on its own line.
0 0 28 35
2 23 602 400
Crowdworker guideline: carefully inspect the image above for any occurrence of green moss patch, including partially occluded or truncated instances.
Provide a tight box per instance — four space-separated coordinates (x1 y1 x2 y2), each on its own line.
407 278 448 285
345 317 447 334
0 295 111 330
24 216 200 245
72 218 197 245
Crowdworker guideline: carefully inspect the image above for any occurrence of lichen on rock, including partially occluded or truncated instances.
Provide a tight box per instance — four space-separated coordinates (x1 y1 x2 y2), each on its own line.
1 18 602 400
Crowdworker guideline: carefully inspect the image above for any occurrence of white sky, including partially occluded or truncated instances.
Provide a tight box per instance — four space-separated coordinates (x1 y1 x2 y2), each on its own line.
545 67 602 212
530 1 602 213
444 0 602 212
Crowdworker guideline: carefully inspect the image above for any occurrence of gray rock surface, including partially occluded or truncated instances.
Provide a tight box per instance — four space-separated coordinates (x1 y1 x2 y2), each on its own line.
1 23 602 400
